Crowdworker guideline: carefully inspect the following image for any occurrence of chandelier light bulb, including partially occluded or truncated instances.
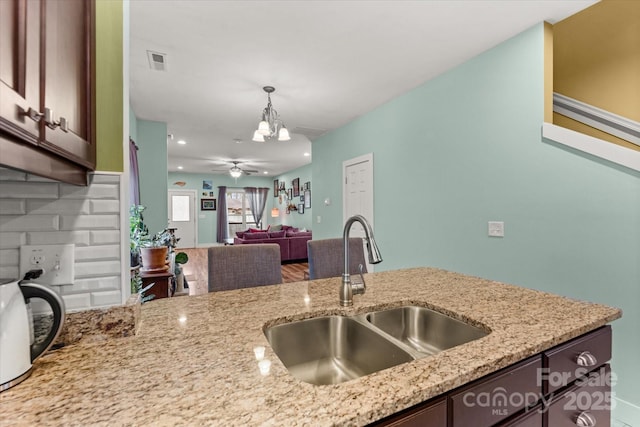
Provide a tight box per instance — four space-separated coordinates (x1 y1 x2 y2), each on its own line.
258 120 270 135
252 131 265 142
278 126 291 141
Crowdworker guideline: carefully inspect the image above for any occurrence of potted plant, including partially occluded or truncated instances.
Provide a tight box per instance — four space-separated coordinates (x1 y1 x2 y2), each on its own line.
139 229 171 272
129 205 148 268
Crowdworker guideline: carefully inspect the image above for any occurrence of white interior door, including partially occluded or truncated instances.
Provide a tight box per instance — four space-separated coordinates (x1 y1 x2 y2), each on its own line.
168 190 197 248
343 153 374 271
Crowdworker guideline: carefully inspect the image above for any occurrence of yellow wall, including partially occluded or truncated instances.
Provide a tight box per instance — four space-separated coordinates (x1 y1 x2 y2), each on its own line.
553 0 639 150
95 0 124 172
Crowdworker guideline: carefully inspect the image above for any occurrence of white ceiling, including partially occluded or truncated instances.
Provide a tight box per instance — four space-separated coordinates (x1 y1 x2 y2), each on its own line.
129 0 597 177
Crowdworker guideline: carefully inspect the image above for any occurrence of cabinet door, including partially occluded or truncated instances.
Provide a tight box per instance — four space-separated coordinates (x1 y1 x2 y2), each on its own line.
41 0 95 169
0 0 41 144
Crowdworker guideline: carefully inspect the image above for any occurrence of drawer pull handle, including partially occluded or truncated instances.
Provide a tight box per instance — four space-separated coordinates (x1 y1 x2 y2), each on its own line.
576 351 598 367
575 411 596 426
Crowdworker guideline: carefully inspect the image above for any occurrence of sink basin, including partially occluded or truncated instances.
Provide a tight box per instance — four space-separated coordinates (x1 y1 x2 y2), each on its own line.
366 306 488 355
264 316 414 385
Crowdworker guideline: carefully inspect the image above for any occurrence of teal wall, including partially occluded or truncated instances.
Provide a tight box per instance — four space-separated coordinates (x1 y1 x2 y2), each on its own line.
271 163 313 231
168 172 272 244
137 119 168 234
312 23 640 419
129 106 138 142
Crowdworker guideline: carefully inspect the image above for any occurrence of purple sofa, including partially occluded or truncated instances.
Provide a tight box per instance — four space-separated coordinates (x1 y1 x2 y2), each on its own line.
233 228 312 262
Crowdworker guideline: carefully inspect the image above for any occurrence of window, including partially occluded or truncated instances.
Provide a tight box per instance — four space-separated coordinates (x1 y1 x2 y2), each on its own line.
226 190 255 236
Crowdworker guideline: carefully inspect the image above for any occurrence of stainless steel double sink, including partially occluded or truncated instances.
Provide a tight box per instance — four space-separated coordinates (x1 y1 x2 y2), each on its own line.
264 305 489 385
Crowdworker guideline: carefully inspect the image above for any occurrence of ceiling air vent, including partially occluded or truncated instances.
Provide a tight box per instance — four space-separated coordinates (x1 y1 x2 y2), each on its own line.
147 50 167 71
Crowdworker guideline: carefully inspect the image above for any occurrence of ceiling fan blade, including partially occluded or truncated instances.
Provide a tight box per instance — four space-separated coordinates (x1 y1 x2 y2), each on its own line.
244 169 259 173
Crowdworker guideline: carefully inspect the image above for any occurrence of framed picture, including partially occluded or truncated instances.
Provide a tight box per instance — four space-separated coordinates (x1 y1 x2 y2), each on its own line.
300 194 305 203
273 179 279 197
298 204 304 214
304 190 311 209
202 180 212 190
201 198 216 211
287 188 293 200
304 181 310 191
292 178 300 197
279 181 285 191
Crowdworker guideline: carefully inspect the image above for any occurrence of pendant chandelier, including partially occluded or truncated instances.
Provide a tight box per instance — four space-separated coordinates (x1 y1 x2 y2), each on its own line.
252 86 291 142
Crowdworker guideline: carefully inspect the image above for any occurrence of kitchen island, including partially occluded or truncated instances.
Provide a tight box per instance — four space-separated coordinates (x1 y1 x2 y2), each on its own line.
0 267 621 426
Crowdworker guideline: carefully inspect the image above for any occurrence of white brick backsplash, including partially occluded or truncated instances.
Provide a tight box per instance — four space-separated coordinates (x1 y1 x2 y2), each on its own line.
0 215 59 232
60 214 119 230
75 260 120 278
60 183 119 200
62 293 92 311
90 230 121 245
0 199 26 215
91 290 122 307
0 248 19 265
0 181 59 198
90 199 120 214
0 172 124 311
28 199 90 215
0 168 27 181
61 276 120 294
27 231 91 246
0 232 26 248
0 265 19 279
89 174 120 184
75 245 120 261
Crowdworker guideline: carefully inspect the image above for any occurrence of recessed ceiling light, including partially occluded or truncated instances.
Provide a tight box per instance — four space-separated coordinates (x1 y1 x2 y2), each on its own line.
303 152 310 157
263 171 268 175
177 166 183 170
177 140 186 145
233 138 243 144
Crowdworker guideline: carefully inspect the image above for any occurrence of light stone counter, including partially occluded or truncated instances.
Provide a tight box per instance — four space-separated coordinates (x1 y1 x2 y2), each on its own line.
0 267 621 426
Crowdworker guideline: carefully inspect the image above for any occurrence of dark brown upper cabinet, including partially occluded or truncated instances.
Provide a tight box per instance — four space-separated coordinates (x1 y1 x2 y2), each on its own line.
0 0 95 185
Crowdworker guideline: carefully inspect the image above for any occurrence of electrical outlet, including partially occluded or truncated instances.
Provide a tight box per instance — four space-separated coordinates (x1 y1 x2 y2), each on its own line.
20 244 75 285
488 221 505 237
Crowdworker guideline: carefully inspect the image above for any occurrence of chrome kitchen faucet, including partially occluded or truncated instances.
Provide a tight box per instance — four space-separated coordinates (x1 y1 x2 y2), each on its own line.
340 215 382 306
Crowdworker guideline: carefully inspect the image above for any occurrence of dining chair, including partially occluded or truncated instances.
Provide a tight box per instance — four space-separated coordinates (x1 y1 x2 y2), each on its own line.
306 238 367 280
207 244 282 292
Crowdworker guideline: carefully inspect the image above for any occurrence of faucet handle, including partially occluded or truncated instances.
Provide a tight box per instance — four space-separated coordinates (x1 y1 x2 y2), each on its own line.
351 264 367 295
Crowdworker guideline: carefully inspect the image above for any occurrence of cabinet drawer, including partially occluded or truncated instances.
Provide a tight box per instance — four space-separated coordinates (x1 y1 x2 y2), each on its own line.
498 404 542 427
449 356 541 427
371 397 446 427
543 326 611 394
546 364 612 427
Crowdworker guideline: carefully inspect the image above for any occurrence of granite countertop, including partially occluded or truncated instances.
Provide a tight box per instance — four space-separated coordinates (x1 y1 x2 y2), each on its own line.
1 267 621 426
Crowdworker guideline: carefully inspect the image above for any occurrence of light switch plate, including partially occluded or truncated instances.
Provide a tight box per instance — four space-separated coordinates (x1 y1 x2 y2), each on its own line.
488 221 505 237
19 244 75 285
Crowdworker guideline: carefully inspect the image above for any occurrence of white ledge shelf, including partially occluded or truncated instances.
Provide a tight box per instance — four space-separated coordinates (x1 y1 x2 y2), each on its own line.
541 123 640 172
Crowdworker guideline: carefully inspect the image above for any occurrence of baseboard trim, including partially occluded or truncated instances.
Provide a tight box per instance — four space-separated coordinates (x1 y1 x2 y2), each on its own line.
542 122 640 172
613 396 640 426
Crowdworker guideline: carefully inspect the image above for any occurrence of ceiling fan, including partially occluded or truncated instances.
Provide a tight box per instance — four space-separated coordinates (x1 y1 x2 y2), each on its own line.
212 161 259 177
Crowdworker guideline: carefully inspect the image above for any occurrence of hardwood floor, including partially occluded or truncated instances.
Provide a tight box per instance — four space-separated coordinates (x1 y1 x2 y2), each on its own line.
178 247 309 296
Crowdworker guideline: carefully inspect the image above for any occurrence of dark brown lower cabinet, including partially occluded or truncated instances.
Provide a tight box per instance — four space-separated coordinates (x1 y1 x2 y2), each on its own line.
372 397 446 427
367 326 612 427
498 405 542 427
546 365 611 427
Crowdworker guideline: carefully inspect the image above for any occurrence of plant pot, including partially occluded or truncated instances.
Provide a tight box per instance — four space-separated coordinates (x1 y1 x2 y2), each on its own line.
140 246 168 273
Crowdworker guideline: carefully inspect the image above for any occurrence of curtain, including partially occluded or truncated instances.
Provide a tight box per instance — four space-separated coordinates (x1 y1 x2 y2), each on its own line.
129 138 140 206
245 187 269 229
216 186 228 243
